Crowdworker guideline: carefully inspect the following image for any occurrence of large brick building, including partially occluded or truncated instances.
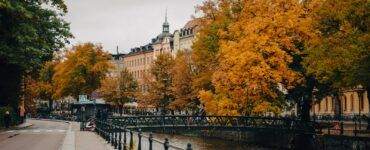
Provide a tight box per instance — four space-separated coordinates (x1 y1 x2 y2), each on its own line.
119 13 177 93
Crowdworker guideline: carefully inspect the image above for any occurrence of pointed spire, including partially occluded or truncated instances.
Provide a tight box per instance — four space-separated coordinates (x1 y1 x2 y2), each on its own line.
162 8 169 33
165 7 168 23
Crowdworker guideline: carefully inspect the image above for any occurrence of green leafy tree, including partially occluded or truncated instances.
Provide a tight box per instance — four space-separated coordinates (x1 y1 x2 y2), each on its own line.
304 0 370 103
0 0 71 109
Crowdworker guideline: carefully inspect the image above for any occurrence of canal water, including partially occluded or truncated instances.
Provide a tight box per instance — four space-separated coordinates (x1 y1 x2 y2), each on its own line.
124 132 271 150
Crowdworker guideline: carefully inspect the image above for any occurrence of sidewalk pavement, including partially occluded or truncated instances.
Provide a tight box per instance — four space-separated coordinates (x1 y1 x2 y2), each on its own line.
0 121 33 132
61 121 114 150
17 122 33 129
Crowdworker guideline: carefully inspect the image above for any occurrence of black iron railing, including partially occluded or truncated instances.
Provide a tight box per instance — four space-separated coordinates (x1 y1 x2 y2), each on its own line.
109 115 315 134
95 119 193 150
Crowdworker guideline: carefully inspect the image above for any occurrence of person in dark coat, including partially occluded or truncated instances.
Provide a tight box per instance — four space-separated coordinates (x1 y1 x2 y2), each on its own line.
4 111 11 128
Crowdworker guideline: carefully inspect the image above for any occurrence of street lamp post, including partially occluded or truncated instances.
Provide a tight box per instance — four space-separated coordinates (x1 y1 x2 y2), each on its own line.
312 87 318 122
80 106 85 131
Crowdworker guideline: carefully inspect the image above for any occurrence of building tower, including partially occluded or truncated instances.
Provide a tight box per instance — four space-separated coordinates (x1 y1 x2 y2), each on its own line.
162 9 169 33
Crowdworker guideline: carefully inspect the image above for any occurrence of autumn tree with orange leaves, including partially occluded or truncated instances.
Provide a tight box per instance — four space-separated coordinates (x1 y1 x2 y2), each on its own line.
169 50 198 110
53 43 112 100
143 53 175 112
195 0 316 116
99 68 137 106
36 61 58 111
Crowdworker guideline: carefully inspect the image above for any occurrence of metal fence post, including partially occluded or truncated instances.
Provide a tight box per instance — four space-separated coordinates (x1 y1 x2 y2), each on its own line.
105 122 109 143
111 124 115 145
138 129 142 150
164 138 169 150
354 119 358 136
186 143 192 150
340 122 344 135
114 125 118 149
123 128 127 150
105 122 109 141
118 126 122 150
129 131 133 149
149 133 153 150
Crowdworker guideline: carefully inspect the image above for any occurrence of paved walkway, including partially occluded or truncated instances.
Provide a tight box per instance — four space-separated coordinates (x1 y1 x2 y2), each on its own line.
61 121 113 150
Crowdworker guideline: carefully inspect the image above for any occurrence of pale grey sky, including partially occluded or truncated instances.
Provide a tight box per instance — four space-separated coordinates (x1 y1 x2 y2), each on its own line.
64 0 203 54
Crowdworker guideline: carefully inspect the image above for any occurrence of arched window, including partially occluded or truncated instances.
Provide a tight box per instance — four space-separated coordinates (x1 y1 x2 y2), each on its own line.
359 93 364 111
332 98 335 111
343 95 347 111
325 98 328 112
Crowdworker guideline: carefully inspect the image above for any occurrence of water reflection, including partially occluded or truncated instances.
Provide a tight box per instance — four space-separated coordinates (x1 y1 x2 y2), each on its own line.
124 132 271 150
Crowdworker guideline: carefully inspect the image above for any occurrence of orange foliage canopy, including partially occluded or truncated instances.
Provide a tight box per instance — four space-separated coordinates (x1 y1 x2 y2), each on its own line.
53 43 112 99
197 0 316 115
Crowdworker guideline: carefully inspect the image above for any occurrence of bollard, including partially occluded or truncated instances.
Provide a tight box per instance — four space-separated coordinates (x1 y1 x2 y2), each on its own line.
149 133 153 150
164 138 169 150
138 129 142 150
186 143 192 150
129 131 133 149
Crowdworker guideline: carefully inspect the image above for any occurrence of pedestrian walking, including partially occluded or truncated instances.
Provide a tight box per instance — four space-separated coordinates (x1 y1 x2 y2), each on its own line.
4 111 11 128
19 106 25 124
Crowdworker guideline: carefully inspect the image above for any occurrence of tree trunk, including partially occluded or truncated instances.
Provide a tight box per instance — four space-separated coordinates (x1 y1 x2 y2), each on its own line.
294 78 315 150
366 86 370 116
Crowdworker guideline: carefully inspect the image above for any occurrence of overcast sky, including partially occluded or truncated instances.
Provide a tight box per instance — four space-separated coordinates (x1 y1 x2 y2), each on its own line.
64 0 203 54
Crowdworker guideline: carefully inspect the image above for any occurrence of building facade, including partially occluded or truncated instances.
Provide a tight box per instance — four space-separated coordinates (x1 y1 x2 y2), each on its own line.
121 13 175 93
108 13 200 100
109 47 125 77
123 45 154 92
311 87 369 117
173 19 200 55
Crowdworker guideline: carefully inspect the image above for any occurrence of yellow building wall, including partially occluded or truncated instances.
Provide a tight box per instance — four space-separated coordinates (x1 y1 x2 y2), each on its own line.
312 90 369 116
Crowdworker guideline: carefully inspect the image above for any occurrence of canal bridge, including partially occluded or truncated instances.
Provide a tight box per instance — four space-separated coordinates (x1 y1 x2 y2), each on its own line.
107 115 314 133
